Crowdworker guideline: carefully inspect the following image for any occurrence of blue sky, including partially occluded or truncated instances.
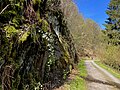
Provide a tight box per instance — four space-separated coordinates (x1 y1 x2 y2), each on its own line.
73 0 110 29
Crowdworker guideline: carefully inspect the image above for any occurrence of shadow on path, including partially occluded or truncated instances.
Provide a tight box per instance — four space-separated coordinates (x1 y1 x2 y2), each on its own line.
80 74 120 89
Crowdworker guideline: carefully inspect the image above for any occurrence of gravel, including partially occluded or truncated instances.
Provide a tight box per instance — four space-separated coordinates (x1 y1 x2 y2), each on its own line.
85 60 120 90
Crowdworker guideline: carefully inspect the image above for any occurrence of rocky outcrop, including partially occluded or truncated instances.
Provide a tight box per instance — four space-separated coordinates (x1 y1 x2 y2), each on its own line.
0 0 78 89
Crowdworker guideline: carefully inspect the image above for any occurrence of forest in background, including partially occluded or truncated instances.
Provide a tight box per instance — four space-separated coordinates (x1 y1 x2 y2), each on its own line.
64 0 120 71
0 0 120 90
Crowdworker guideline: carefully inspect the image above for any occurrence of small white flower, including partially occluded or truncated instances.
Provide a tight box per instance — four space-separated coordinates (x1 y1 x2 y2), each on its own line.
42 34 46 38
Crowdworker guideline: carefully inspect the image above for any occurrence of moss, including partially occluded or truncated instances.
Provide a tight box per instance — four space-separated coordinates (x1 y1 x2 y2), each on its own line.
12 75 21 89
33 33 40 43
42 20 49 32
1 0 77 89
64 50 70 63
19 31 30 43
33 0 41 5
63 70 69 79
12 50 17 58
12 16 22 27
4 25 18 38
30 24 41 43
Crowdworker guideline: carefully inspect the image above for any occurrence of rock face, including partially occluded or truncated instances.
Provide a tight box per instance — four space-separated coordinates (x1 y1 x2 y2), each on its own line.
0 0 78 89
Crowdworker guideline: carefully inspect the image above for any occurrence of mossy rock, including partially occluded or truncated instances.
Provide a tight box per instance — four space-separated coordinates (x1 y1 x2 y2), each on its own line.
19 31 30 43
4 25 18 38
42 20 49 32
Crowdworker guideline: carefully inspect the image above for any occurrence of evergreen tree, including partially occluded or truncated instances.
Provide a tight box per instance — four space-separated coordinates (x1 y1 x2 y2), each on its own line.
104 0 120 45
104 0 120 31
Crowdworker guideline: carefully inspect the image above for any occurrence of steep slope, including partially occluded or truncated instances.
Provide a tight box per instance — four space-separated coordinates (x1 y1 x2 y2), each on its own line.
0 0 78 89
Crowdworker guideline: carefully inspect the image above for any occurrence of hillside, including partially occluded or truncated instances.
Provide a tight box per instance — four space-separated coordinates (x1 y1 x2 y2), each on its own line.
0 0 120 90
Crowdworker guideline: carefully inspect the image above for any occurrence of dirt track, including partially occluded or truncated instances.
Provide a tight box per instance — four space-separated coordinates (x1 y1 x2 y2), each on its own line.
85 60 120 90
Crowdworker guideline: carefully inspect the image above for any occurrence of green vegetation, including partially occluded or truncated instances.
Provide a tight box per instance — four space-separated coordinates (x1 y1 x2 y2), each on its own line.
95 61 120 79
97 0 120 72
77 60 87 77
69 76 86 90
0 0 78 89
63 60 87 90
19 31 30 42
69 60 87 90
4 25 18 38
104 0 120 32
98 45 120 71
64 0 120 74
63 0 102 58
0 0 120 89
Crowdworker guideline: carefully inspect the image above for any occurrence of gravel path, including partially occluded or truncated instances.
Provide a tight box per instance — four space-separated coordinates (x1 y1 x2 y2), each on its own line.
85 60 120 90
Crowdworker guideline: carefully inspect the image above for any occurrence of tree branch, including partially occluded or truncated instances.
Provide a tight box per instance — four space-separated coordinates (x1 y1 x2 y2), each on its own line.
0 4 10 15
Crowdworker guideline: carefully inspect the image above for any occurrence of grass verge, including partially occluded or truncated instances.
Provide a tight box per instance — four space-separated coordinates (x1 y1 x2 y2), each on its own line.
68 60 87 90
95 61 120 79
